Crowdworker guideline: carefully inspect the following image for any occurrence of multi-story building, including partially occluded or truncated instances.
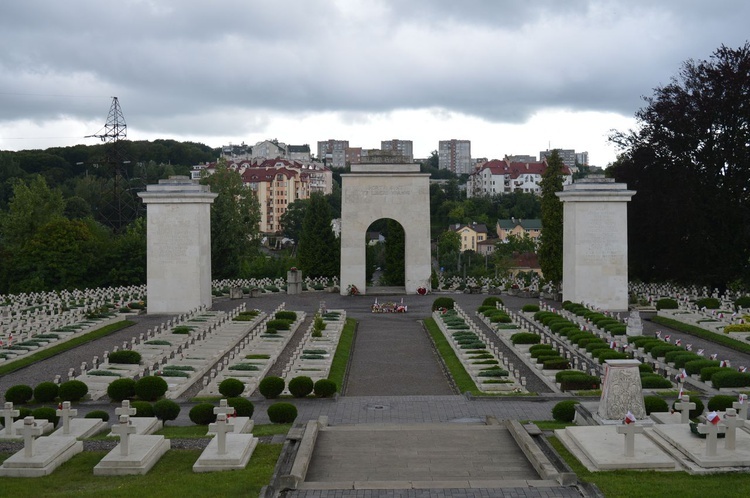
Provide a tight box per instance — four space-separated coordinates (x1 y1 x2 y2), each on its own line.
380 139 414 162
345 147 362 166
539 148 577 169
252 139 287 159
496 218 542 243
506 154 537 163
575 151 589 166
288 144 311 162
449 222 488 253
317 139 349 168
194 158 332 234
438 139 472 175
466 158 572 198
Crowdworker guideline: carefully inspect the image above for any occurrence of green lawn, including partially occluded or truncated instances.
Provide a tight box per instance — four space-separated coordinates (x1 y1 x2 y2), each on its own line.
651 316 750 354
0 444 282 498
549 436 750 497
327 318 356 392
423 317 479 394
0 320 135 376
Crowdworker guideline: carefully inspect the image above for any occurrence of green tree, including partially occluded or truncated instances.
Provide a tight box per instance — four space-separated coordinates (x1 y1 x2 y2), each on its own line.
493 233 538 277
382 220 405 286
298 192 338 278
538 150 565 284
279 198 309 240
611 43 750 287
107 218 146 286
0 175 65 248
200 163 260 279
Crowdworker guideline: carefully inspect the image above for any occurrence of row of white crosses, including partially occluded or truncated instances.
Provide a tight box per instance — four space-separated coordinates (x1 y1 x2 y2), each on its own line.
0 401 77 458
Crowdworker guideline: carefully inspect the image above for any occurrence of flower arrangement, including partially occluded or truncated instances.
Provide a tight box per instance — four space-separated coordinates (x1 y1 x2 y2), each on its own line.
347 284 359 296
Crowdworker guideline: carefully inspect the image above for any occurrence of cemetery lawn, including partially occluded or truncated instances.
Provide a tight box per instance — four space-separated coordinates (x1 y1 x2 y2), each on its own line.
0 320 135 376
549 436 750 498
651 316 750 354
424 318 479 395
154 423 292 438
327 318 356 390
0 444 282 497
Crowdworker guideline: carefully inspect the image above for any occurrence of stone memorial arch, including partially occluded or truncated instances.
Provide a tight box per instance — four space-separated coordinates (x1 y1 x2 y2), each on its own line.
340 163 431 295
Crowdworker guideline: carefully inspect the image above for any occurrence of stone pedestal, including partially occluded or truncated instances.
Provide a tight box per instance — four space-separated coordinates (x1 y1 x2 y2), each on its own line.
93 435 171 475
286 270 303 295
626 310 643 336
138 176 217 314
598 359 646 421
556 176 635 311
0 436 82 477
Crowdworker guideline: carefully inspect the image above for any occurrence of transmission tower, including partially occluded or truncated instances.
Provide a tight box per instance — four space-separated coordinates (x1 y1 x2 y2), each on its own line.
86 97 143 232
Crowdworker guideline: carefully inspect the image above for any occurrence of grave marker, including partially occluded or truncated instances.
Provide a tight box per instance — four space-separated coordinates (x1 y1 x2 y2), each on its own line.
208 413 234 455
112 415 138 456
20 417 44 457
57 402 77 435
674 395 695 424
2 402 20 437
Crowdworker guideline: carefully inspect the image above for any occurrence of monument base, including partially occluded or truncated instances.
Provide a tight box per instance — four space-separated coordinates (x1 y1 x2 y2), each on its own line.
0 437 82 477
50 419 107 439
108 417 162 436
192 434 258 472
94 435 170 475
207 417 253 435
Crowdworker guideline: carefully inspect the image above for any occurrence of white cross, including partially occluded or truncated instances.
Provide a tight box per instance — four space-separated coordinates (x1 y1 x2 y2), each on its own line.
696 419 726 456
208 413 234 455
2 402 19 437
57 401 78 435
115 400 137 418
723 409 744 451
214 399 236 418
732 398 749 420
616 423 644 457
20 417 44 458
111 415 138 456
674 396 696 424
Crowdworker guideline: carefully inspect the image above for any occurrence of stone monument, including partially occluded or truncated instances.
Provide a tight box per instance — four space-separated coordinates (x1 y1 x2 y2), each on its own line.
626 310 643 336
340 163 431 294
286 268 302 295
138 176 217 313
556 176 635 311
597 359 647 422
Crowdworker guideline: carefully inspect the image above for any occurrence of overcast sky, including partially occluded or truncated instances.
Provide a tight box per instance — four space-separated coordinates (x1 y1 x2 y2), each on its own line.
1 1 748 166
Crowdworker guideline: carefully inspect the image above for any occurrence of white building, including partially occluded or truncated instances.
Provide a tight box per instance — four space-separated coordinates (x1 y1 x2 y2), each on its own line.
466 158 572 198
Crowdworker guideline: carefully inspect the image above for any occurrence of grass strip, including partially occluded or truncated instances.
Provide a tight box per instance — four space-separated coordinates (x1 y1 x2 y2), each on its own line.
0 445 281 497
153 423 291 439
548 435 750 497
0 320 135 376
651 316 750 354
424 317 479 395
327 318 356 392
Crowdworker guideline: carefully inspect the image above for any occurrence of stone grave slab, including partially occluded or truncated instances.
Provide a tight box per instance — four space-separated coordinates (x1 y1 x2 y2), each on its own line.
93 435 171 475
207 417 254 435
107 417 162 436
192 433 258 472
650 412 687 425
555 426 676 471
50 418 107 439
0 436 82 477
653 423 750 468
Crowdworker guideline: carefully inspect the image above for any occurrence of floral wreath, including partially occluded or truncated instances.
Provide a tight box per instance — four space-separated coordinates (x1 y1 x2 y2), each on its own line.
347 284 359 296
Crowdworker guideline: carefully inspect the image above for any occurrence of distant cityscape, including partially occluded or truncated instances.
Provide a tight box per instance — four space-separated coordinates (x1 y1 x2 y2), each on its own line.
191 138 592 234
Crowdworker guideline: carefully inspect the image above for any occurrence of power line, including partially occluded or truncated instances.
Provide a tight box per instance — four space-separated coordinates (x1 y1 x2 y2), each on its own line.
0 92 109 99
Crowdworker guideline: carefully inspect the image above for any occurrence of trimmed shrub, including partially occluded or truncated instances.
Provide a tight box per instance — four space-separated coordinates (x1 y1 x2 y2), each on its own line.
314 379 337 398
695 297 721 309
219 378 245 398
711 371 750 389
267 402 298 424
58 380 88 402
4 384 34 404
596 351 629 363
85 410 110 422
154 399 181 424
275 310 297 321
32 407 59 427
560 374 601 391
700 366 732 383
735 295 750 311
522 304 540 313
707 395 737 412
33 382 59 403
131 401 154 417
227 397 254 418
684 359 720 376
288 376 314 398
650 345 683 359
543 358 570 370
134 376 168 401
655 298 678 310
171 326 192 334
107 378 136 402
266 319 291 332
529 344 554 354
481 296 503 307
189 403 217 425
259 376 285 399
552 400 580 422
640 374 672 389
671 396 704 419
510 332 540 345
432 297 455 311
644 396 669 414
108 350 142 364
638 363 654 374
